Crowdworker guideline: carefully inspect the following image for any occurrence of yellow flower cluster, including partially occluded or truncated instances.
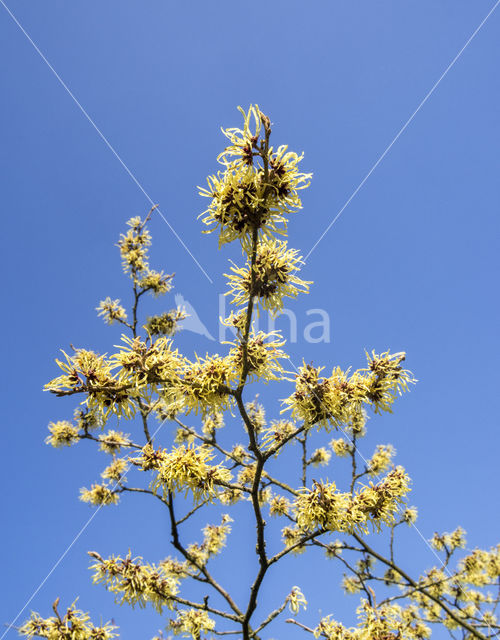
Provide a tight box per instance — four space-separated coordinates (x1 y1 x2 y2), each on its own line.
202 410 224 438
186 515 233 567
294 468 410 534
225 238 310 314
458 544 500 587
168 608 215 638
309 447 332 467
228 330 286 381
151 444 232 503
113 335 185 390
101 458 128 482
284 351 415 430
45 348 135 418
117 216 174 295
98 430 131 454
74 407 101 431
18 600 117 640
330 437 353 458
137 270 173 297
90 551 180 613
403 506 418 525
258 487 272 505
129 442 166 470
218 486 243 505
281 526 307 555
228 443 248 463
176 354 236 415
367 444 396 476
354 467 411 531
294 481 351 533
160 557 190 580
174 427 195 446
358 602 431 640
430 526 466 552
118 216 151 274
313 614 350 639
96 297 128 325
237 462 258 487
313 602 431 640
80 484 119 506
201 514 233 556
269 494 290 517
45 420 80 448
283 363 364 429
245 399 267 433
342 575 362 595
363 350 415 414
200 105 311 249
145 309 186 337
47 332 284 422
261 419 296 452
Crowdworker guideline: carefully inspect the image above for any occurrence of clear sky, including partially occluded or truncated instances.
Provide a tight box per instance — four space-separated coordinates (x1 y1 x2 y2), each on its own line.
1 2 499 639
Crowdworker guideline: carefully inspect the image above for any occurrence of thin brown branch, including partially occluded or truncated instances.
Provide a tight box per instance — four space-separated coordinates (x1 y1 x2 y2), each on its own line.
166 491 244 620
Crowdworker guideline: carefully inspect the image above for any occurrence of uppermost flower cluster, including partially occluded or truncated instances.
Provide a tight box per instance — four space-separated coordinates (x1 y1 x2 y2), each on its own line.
200 105 311 250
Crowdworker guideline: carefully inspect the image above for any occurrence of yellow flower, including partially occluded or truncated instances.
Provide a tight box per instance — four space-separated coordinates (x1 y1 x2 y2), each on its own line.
283 363 364 430
227 443 248 463
113 334 185 390
362 350 416 414
202 410 225 438
309 447 332 467
138 269 173 296
288 586 307 614
19 601 118 640
151 444 232 503
431 526 467 552
228 330 287 381
367 444 396 476
294 481 352 532
176 354 236 414
91 551 180 613
201 514 233 556
353 466 411 531
217 104 262 169
117 216 152 276
403 506 418 525
169 608 215 637
313 615 351 640
269 495 290 517
342 575 362 594
225 237 310 315
261 419 297 452
330 437 353 458
98 430 131 454
80 484 119 506
281 526 306 555
130 443 167 471
96 297 128 325
45 348 136 419
200 105 311 250
101 458 128 481
45 420 80 448
245 398 267 432
146 309 186 337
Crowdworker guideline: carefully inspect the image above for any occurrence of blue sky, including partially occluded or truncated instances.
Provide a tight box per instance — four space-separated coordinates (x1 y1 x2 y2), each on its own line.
1 1 499 639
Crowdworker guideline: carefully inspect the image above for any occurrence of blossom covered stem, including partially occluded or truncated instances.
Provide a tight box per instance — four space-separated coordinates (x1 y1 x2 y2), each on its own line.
351 532 490 640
